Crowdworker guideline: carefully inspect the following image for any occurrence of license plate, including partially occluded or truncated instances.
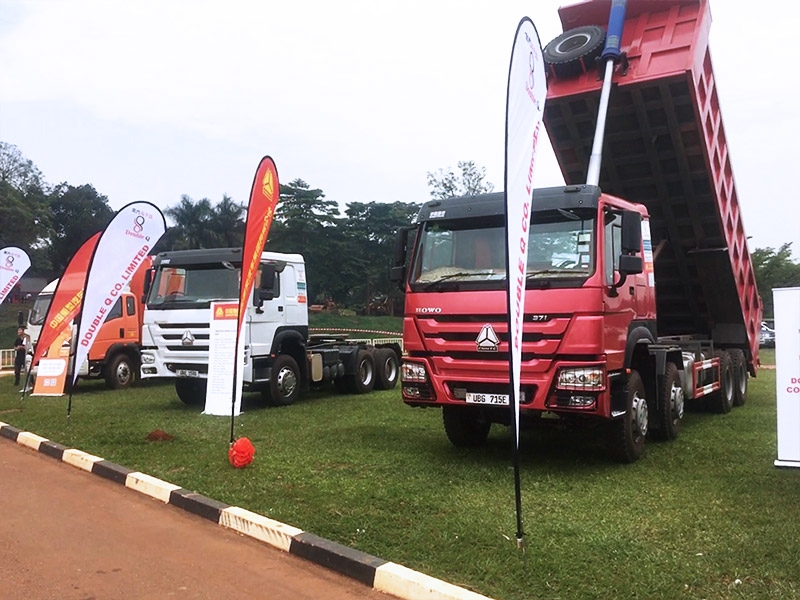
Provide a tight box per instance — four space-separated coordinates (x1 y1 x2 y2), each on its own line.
466 392 509 405
176 369 199 378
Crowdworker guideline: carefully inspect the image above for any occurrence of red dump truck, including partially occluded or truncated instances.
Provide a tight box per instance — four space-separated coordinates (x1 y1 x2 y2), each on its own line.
391 0 761 462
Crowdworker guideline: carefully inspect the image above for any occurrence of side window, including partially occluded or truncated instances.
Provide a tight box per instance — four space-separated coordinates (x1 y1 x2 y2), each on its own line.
282 266 297 299
604 211 623 286
126 296 136 316
106 297 123 321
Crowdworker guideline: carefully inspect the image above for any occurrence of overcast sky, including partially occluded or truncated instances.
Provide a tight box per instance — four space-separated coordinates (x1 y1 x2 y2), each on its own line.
0 0 797 258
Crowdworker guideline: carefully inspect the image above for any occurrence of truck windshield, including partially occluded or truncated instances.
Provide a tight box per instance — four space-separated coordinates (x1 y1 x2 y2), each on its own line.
146 263 241 309
410 208 595 290
29 293 52 326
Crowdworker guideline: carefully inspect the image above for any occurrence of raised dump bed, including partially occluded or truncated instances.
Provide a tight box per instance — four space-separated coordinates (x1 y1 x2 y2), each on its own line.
543 0 761 372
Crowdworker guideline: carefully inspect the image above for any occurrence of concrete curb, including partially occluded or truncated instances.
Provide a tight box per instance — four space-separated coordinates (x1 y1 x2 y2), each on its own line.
0 420 493 600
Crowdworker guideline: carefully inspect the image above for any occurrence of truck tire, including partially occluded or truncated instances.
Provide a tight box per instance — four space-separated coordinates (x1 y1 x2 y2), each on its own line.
175 378 206 406
347 350 375 394
267 354 300 406
729 348 748 406
607 370 647 463
373 348 399 390
104 353 135 390
543 25 606 79
705 351 734 414
653 361 683 441
442 405 491 448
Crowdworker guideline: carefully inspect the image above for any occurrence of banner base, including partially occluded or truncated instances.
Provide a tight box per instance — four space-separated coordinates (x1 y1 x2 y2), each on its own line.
774 459 800 469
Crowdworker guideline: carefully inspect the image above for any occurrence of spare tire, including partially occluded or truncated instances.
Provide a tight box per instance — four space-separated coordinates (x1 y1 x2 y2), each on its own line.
543 25 606 79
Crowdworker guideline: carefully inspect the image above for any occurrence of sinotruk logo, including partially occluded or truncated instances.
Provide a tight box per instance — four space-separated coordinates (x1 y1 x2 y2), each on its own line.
476 324 500 352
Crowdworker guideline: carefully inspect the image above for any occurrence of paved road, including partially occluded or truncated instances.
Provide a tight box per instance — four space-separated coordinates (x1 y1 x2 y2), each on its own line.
0 440 389 600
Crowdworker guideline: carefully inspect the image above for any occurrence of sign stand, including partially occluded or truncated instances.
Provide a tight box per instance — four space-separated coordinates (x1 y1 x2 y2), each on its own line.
774 287 800 468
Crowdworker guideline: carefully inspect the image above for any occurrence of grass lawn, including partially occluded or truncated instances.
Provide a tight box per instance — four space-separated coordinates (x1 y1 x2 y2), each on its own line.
0 303 797 599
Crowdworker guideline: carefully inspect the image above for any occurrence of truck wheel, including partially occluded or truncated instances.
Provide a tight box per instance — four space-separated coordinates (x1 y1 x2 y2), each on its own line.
374 348 399 390
175 379 206 406
442 405 491 448
705 351 734 414
729 349 748 406
607 370 647 463
653 362 683 441
104 354 135 390
267 354 300 406
543 25 606 79
347 350 375 394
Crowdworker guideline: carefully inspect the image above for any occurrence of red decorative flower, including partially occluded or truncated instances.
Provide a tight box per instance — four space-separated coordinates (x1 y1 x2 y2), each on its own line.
228 437 255 468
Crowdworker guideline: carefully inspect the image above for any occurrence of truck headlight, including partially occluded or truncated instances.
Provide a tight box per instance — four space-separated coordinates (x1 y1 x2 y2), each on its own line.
556 367 604 390
401 361 427 383
141 353 155 365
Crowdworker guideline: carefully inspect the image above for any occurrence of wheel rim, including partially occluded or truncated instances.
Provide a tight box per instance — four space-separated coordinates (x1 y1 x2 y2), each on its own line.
555 32 591 55
632 391 649 437
117 362 131 386
276 366 297 398
724 369 734 404
360 361 374 386
383 359 397 383
736 366 747 395
671 383 685 421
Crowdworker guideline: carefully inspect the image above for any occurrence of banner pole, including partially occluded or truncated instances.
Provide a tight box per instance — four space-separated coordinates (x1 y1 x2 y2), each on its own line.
503 16 547 551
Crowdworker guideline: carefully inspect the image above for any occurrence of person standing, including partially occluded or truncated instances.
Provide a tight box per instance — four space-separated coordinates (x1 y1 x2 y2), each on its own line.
13 327 28 387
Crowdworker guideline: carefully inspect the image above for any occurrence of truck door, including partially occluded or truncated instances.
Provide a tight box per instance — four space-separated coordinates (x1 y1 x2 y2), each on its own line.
248 266 286 361
602 208 637 369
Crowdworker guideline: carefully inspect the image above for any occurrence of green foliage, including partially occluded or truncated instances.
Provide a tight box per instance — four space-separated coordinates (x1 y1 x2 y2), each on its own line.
162 194 247 250
47 183 115 276
0 141 44 191
751 243 800 317
427 160 495 200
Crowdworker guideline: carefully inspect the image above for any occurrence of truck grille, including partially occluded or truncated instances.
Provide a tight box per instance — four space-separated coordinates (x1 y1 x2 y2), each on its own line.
414 313 569 363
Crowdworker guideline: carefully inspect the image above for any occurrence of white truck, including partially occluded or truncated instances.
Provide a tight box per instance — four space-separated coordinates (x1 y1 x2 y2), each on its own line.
140 247 400 405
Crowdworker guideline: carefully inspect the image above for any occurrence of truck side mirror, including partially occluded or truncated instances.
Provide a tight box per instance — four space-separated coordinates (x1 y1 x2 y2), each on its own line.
620 210 642 254
141 269 153 304
610 210 644 296
255 265 276 307
390 228 412 290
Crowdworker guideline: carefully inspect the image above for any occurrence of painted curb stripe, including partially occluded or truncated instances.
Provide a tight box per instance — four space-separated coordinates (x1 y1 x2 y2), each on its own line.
62 449 104 471
220 506 303 552
374 562 494 600
125 471 181 503
0 424 21 441
169 489 230 523
92 460 134 485
16 431 47 450
38 440 67 460
290 532 387 587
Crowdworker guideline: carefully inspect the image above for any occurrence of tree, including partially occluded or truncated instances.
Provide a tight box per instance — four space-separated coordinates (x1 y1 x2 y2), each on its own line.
47 183 114 276
266 180 342 304
0 141 45 192
164 195 216 249
0 142 51 274
751 243 800 317
341 201 420 313
212 194 245 247
426 160 495 200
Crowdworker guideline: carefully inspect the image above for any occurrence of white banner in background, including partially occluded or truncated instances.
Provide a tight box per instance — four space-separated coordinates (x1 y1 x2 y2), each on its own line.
72 202 166 386
0 246 31 304
204 302 243 416
774 287 800 468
